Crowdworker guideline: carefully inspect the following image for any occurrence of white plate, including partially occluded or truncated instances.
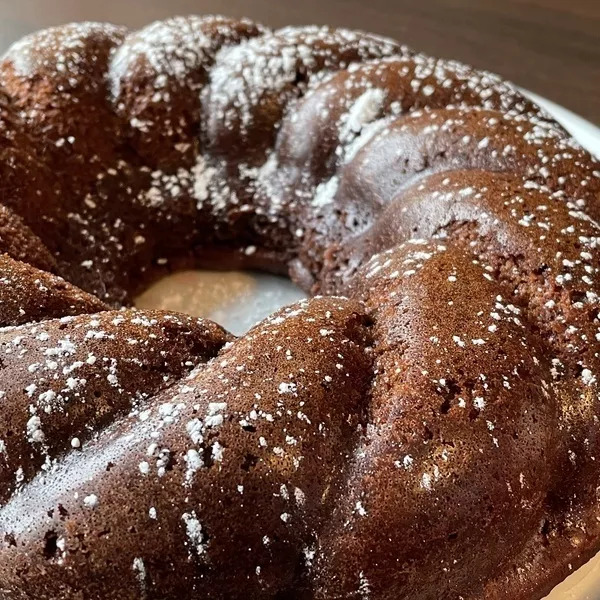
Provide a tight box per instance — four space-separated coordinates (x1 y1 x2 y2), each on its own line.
136 269 305 336
135 93 600 600
523 90 600 159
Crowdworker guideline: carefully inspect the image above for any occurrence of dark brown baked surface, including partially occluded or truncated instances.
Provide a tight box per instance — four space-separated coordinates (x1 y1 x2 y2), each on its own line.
0 15 599 600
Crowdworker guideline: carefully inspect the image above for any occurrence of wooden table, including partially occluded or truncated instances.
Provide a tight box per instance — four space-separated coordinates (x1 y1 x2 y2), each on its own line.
0 0 598 124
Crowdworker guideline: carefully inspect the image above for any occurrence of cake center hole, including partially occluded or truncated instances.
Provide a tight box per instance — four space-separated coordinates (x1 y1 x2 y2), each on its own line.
134 270 307 336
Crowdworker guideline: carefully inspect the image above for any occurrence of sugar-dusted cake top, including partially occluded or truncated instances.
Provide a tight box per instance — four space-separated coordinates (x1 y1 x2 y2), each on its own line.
0 14 598 600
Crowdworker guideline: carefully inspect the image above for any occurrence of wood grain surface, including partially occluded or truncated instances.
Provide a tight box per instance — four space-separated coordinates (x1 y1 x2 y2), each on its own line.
0 0 597 124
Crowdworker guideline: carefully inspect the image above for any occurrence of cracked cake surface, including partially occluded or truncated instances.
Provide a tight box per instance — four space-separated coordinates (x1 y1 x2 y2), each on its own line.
0 14 598 600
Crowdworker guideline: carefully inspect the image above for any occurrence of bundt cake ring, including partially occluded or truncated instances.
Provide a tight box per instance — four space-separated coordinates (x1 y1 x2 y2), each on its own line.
0 13 599 600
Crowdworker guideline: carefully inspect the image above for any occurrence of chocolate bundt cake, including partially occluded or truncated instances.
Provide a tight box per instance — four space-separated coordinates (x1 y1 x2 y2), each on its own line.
0 14 599 600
